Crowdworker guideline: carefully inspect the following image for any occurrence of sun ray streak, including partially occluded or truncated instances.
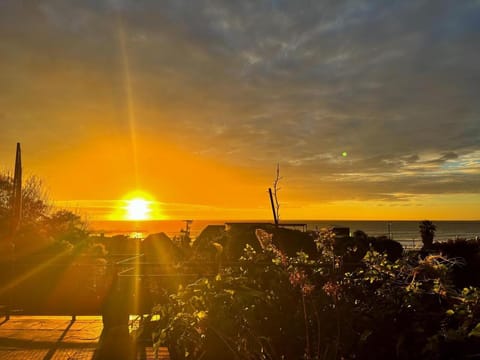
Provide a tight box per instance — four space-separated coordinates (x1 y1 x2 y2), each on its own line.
116 14 140 188
134 240 141 315
0 247 74 297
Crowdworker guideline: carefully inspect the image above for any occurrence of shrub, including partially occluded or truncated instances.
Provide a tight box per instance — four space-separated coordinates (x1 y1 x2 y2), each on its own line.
148 231 480 359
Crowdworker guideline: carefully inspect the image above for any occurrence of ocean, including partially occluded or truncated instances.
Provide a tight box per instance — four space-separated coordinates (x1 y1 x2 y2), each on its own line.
90 220 480 248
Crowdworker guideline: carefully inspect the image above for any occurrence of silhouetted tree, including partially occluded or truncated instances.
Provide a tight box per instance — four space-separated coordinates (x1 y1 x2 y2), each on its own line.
0 173 49 235
273 164 282 222
370 236 404 262
44 209 88 245
0 172 89 255
419 220 436 250
353 230 368 243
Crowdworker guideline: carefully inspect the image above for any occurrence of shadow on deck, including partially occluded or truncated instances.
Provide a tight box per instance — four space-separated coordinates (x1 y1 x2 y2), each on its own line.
0 254 179 360
0 315 170 360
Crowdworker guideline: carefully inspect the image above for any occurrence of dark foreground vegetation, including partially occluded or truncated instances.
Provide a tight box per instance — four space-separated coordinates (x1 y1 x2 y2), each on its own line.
140 226 480 360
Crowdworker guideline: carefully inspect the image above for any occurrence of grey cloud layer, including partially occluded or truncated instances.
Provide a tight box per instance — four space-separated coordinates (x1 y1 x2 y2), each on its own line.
1 0 479 201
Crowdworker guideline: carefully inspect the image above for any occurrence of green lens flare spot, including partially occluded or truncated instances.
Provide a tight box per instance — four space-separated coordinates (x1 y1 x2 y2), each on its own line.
342 152 348 157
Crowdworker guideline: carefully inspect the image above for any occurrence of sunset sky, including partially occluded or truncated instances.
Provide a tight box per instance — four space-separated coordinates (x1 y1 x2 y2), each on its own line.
0 1 479 221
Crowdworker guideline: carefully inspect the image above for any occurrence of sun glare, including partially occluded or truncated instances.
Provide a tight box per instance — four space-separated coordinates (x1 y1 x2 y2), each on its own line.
108 190 166 221
126 198 151 221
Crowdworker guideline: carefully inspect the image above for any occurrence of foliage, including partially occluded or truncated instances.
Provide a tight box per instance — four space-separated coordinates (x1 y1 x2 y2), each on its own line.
149 229 480 360
420 220 437 249
43 209 89 245
0 172 90 257
0 174 49 236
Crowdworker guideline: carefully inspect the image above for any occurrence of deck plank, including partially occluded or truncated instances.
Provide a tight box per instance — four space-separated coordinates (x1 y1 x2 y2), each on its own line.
0 316 170 359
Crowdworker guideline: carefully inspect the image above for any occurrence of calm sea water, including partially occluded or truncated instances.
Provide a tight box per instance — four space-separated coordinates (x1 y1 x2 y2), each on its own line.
90 220 480 247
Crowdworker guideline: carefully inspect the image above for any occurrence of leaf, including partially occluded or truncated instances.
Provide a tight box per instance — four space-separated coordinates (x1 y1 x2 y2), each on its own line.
469 323 480 337
212 242 223 253
195 310 207 320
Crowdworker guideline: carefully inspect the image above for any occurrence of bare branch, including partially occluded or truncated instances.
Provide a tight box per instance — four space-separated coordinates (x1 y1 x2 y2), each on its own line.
273 163 282 222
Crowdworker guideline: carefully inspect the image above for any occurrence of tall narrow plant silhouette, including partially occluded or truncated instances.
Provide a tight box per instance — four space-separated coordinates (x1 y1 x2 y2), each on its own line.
419 220 436 249
11 142 22 238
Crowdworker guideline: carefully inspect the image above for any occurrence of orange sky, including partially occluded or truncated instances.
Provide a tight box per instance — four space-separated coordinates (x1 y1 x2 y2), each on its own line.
8 136 478 221
0 2 479 221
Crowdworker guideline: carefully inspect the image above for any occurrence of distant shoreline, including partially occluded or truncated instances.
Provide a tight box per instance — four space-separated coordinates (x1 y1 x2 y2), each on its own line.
89 219 480 243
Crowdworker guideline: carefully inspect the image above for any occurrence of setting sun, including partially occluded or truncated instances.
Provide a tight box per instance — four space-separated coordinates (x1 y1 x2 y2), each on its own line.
107 190 167 221
125 198 151 221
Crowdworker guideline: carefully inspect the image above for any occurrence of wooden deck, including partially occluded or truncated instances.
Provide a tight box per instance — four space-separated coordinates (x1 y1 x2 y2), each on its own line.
0 316 169 359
